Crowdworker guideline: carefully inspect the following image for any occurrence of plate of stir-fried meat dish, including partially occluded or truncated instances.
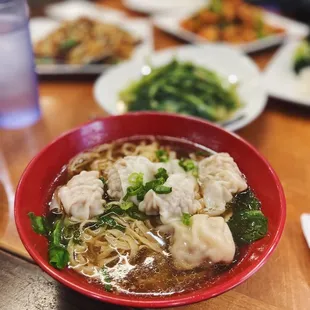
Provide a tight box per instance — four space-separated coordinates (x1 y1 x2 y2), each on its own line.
30 17 153 75
153 0 308 53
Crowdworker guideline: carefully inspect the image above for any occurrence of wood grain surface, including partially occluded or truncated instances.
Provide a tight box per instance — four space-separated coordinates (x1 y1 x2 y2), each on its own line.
0 1 309 309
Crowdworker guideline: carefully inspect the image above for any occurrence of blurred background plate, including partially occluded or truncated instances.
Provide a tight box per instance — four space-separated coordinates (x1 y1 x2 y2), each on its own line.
263 40 310 106
153 10 309 53
122 0 206 14
29 17 153 76
45 0 125 23
94 45 267 131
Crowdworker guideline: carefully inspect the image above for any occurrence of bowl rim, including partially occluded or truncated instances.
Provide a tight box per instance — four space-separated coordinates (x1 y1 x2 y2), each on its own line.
15 112 286 308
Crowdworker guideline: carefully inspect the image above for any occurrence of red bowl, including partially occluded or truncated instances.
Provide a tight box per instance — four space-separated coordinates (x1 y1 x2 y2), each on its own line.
15 112 286 308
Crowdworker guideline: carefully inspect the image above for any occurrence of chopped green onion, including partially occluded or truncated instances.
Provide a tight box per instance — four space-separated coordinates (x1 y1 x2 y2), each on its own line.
136 187 147 201
154 167 169 182
123 185 143 201
192 166 199 178
120 201 134 210
128 172 143 188
154 185 172 194
156 149 169 162
124 167 172 202
179 158 196 172
182 213 191 226
144 179 163 192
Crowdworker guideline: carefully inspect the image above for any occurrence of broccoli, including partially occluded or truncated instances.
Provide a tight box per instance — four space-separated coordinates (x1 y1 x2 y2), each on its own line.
227 189 268 245
227 188 261 212
228 210 268 245
293 40 310 74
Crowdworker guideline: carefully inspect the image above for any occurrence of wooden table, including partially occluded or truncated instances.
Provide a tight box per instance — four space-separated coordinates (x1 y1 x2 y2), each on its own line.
1 1 310 309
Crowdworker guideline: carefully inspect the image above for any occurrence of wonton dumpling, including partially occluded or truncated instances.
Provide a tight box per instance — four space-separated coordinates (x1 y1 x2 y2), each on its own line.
199 153 247 216
58 170 104 220
154 159 186 175
168 214 235 270
139 173 201 224
107 156 154 200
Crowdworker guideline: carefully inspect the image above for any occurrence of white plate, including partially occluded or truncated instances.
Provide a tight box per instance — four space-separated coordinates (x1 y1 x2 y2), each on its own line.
29 17 153 75
153 10 309 53
45 0 125 23
94 45 267 131
122 0 206 14
263 40 310 106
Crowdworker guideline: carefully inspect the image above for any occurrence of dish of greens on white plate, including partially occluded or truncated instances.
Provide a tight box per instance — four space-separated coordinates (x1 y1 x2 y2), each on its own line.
264 37 310 106
94 45 267 131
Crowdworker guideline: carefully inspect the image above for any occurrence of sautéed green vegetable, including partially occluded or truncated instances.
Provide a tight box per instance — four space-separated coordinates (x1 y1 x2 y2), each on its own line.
119 60 241 122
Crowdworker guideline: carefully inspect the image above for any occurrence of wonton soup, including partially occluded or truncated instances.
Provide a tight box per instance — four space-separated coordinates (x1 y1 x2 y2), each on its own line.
29 136 268 296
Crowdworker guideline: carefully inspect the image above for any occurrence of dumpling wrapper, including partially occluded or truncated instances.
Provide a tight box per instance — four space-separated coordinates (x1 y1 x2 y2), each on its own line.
107 156 155 201
199 153 247 216
166 214 235 270
107 155 188 200
107 155 200 223
58 170 105 220
139 173 201 224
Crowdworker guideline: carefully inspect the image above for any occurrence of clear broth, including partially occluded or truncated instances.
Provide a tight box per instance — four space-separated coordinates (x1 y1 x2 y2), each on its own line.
47 136 243 296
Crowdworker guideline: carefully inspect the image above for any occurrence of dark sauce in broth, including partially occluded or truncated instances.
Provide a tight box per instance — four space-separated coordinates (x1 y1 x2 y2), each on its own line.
47 136 244 296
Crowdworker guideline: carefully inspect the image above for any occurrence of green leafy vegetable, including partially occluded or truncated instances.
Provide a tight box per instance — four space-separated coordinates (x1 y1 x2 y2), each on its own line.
119 60 241 122
179 158 196 172
156 149 169 162
228 210 268 244
28 213 76 269
227 189 268 245
99 177 105 184
28 212 48 235
101 268 113 292
182 213 191 226
63 222 81 245
126 205 148 220
50 220 62 246
48 218 71 269
227 188 261 212
105 204 148 221
49 245 69 269
95 214 126 232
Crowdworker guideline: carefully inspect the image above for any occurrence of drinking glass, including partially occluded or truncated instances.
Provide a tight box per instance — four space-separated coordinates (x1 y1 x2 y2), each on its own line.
0 0 40 129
